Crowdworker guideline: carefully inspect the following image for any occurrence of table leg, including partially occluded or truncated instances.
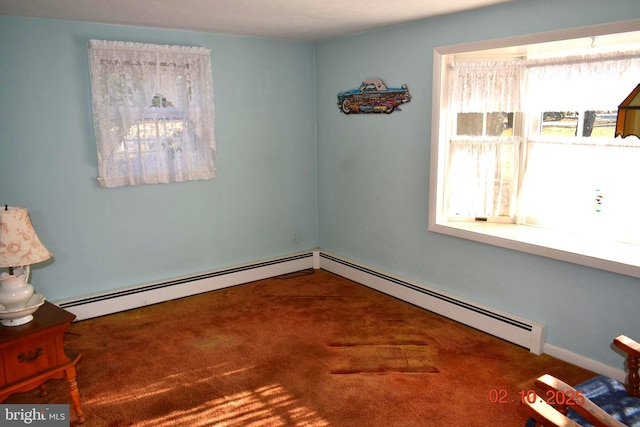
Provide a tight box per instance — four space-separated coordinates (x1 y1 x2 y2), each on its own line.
64 366 85 424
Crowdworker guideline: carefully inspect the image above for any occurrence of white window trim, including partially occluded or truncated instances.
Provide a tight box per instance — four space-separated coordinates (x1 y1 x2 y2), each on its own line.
428 19 640 279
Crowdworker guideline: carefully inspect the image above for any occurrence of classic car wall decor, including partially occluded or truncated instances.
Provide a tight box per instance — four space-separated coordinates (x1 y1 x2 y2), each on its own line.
337 78 411 114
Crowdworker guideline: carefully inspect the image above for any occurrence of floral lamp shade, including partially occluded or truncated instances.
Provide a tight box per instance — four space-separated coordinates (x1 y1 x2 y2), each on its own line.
0 206 52 269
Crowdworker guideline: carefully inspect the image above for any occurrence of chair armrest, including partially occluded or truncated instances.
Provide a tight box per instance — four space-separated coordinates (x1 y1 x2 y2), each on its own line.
523 393 582 427
534 374 627 427
614 335 640 359
614 335 640 397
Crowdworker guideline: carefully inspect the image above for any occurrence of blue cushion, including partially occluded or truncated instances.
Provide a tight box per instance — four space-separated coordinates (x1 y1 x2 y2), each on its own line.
525 376 640 427
567 376 640 427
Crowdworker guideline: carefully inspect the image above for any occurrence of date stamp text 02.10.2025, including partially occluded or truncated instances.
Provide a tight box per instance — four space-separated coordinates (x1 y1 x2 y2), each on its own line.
488 388 586 406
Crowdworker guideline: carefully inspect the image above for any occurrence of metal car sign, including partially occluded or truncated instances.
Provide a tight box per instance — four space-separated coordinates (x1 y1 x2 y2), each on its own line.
337 78 411 114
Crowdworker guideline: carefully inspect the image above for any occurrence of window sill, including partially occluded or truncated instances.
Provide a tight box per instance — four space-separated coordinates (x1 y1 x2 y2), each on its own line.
429 221 640 278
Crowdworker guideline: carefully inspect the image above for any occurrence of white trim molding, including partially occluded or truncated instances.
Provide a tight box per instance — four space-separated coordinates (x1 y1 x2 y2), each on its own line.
544 343 626 383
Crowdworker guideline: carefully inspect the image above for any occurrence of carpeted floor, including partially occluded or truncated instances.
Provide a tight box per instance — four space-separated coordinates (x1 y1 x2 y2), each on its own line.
5 269 596 426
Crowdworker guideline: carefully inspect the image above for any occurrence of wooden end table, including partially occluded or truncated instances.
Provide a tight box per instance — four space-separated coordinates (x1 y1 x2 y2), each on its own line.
0 301 85 424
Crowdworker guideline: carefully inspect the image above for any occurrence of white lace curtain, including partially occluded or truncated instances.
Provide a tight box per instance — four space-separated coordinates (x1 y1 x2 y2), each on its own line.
446 137 520 218
523 51 640 111
446 49 640 244
88 40 216 188
448 51 639 112
520 50 640 244
446 61 524 219
519 138 640 245
448 60 524 113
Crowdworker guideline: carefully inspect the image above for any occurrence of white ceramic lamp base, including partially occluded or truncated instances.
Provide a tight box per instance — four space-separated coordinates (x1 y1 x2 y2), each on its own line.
0 294 45 326
0 267 35 310
2 314 34 326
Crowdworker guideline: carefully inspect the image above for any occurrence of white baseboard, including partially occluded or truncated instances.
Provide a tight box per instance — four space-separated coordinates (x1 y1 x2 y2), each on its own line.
544 343 626 382
318 251 546 354
55 248 625 380
56 252 314 321
317 251 626 380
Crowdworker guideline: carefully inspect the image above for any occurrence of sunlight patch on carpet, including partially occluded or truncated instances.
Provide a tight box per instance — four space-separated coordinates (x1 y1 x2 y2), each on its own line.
135 383 330 427
83 364 254 407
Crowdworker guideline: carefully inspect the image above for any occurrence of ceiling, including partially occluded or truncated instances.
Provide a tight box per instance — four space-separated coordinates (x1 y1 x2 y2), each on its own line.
0 0 515 41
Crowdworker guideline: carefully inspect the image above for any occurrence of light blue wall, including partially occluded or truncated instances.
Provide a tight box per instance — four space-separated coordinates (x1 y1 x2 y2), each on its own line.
1 0 639 371
316 0 640 369
0 17 318 301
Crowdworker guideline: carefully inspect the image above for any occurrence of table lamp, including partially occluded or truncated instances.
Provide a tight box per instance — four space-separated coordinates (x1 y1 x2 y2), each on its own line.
615 83 640 138
0 205 52 326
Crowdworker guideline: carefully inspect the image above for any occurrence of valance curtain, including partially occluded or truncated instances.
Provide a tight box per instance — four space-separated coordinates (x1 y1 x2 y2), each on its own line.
523 51 640 111
88 40 216 188
448 50 640 113
448 60 524 113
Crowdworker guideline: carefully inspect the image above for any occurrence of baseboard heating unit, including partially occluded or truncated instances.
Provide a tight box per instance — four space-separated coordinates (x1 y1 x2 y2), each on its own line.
58 252 315 321
57 249 545 355
318 251 546 354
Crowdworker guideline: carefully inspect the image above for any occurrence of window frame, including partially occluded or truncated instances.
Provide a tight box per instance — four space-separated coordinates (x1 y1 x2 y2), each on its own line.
428 20 640 279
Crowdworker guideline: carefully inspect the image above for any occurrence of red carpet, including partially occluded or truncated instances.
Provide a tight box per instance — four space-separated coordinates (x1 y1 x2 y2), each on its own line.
6 269 596 426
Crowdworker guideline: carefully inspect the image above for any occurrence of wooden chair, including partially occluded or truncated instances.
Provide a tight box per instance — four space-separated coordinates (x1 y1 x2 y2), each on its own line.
525 335 640 427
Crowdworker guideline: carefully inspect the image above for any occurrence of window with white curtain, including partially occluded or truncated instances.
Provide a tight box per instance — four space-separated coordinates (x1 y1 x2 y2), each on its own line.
429 23 640 277
520 51 640 245
88 40 216 188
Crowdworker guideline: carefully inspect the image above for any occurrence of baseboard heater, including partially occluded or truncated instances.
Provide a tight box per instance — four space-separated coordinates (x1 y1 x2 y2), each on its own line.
57 249 545 354
319 251 546 354
57 252 315 321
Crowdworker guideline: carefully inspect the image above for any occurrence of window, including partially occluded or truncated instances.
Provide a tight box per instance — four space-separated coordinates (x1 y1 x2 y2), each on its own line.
88 40 216 188
429 22 640 277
